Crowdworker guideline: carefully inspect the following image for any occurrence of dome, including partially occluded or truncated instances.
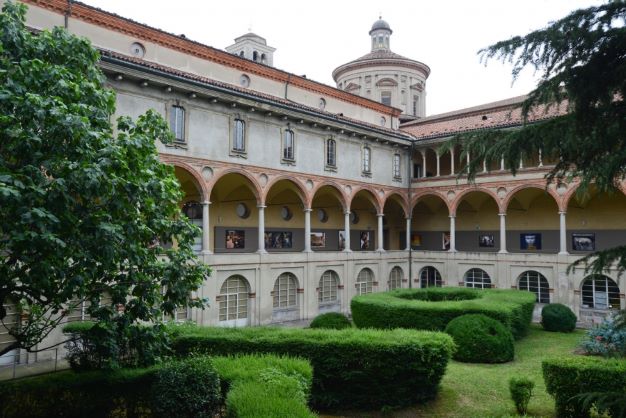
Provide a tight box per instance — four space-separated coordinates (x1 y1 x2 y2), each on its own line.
369 18 392 35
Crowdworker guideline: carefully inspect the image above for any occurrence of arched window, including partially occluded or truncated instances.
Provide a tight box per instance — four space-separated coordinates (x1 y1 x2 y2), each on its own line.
282 129 295 161
464 268 491 289
169 105 185 142
518 271 550 304
326 138 336 167
362 146 371 173
252 51 258 61
388 266 403 290
581 275 620 310
319 270 339 303
356 268 374 295
219 276 249 321
261 53 267 64
233 118 246 152
273 273 298 309
182 201 203 252
420 266 442 288
239 51 244 57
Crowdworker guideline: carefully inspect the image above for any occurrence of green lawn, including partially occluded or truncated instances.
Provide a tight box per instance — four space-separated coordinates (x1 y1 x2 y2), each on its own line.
322 325 585 418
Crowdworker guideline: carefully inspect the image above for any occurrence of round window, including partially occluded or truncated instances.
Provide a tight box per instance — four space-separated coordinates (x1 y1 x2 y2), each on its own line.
317 208 328 223
236 203 250 219
240 74 250 88
280 206 292 221
350 211 359 225
318 98 326 110
130 42 146 59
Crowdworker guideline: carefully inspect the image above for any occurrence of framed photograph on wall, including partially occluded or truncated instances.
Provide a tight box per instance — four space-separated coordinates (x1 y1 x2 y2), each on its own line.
265 232 293 249
359 231 371 250
311 232 326 248
478 234 495 248
520 233 542 250
338 231 346 251
442 232 451 251
410 232 422 250
572 233 595 251
225 230 245 249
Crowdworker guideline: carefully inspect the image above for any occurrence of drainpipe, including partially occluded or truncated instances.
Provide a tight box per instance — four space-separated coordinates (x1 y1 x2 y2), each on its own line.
284 73 291 100
407 140 414 288
64 0 72 29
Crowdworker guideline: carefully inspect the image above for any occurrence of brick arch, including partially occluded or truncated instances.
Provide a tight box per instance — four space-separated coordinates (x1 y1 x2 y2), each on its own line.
410 190 452 215
311 181 349 211
208 168 263 205
263 176 310 208
349 186 383 214
561 182 582 212
501 183 561 213
161 159 209 201
451 187 502 216
382 192 410 218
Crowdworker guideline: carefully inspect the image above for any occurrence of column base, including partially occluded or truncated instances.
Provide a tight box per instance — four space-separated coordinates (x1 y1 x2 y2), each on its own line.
448 249 458 253
376 248 386 253
342 249 353 253
201 250 213 255
302 249 313 253
257 249 268 254
498 250 508 254
558 251 569 256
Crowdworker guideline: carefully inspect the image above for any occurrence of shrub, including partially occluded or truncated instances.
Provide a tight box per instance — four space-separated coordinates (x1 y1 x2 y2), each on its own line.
168 324 455 410
541 303 577 333
151 357 221 418
309 312 351 329
509 377 534 415
351 287 536 339
580 318 626 358
543 356 626 418
444 314 514 363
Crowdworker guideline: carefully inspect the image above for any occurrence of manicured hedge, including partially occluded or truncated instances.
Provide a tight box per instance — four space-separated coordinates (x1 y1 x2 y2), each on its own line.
309 312 352 329
0 354 315 418
351 287 536 339
541 303 577 332
168 325 455 410
444 314 514 363
543 356 626 418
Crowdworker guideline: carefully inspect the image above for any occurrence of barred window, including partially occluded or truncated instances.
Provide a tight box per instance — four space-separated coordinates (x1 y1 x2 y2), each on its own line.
233 119 246 152
420 266 442 288
388 266 403 290
283 129 295 160
363 146 371 173
518 271 550 304
319 270 339 303
464 268 491 289
356 268 374 295
393 154 401 179
170 105 185 142
273 273 298 309
326 138 336 167
581 275 620 310
219 276 249 321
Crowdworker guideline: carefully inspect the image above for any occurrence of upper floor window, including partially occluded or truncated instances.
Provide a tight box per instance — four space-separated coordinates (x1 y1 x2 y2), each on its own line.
233 118 246 152
413 95 419 116
326 138 336 167
282 129 295 161
381 91 392 106
362 146 371 173
170 105 185 142
393 154 401 179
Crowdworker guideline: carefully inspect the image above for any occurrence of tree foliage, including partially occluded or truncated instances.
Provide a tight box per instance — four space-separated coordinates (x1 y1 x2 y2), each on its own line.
0 2 209 358
444 1 626 276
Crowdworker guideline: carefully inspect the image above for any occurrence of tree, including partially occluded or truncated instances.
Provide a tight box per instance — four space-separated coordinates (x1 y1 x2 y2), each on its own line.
0 1 209 360
446 1 626 277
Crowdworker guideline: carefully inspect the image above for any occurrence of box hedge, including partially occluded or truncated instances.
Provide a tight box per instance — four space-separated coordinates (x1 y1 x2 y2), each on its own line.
168 325 455 410
351 287 536 339
444 314 514 363
0 354 315 418
543 356 626 418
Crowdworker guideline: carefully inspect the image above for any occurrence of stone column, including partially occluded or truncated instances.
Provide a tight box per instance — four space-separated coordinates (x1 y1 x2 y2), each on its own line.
303 208 312 252
377 213 385 251
538 149 544 167
451 148 455 175
483 159 488 173
405 217 411 251
559 211 568 255
449 215 457 252
421 150 427 178
343 211 352 252
201 201 211 253
257 205 266 253
498 213 508 253
466 152 471 173
500 157 505 171
436 152 441 177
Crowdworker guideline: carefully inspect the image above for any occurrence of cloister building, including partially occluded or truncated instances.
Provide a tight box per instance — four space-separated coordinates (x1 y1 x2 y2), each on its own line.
3 0 626 359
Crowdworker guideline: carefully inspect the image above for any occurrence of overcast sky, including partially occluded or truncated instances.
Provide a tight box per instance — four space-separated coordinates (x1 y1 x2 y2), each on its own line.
81 0 602 116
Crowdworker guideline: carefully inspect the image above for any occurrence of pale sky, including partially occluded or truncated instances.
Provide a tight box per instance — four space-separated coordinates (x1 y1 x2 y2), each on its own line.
81 0 602 116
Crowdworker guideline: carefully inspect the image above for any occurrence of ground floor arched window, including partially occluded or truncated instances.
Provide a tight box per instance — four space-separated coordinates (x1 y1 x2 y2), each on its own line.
464 268 491 289
319 270 340 303
581 275 620 310
273 273 298 309
420 266 442 288
356 268 374 295
518 271 550 303
388 266 403 290
219 275 249 322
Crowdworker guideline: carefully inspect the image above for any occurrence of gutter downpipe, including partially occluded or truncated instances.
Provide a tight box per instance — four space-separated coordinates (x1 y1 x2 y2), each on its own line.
64 0 72 29
408 139 415 288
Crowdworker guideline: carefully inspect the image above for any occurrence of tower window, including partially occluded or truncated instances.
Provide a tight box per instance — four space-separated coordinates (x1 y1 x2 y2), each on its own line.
253 51 258 61
413 95 419 116
381 91 392 106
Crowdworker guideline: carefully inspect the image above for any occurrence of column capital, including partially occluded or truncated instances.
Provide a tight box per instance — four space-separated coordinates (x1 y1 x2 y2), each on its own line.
257 205 267 209
498 212 506 217
303 208 312 213
201 200 211 206
343 210 351 216
377 213 385 218
449 214 456 219
559 211 567 215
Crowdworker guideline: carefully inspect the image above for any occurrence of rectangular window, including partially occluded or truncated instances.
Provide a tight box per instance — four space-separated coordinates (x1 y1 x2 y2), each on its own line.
381 91 392 106
413 96 419 116
233 119 245 152
393 154 401 179
326 139 336 167
170 105 185 142
282 130 294 161
363 147 371 173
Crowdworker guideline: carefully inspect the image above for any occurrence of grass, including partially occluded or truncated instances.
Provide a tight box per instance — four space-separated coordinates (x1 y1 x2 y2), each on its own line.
321 325 585 418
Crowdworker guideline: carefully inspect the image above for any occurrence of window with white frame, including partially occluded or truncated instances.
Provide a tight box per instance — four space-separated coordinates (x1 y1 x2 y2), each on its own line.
362 146 371 173
518 271 550 304
169 105 185 142
282 129 295 161
356 268 374 295
66 298 91 322
319 270 339 303
232 118 246 152
388 266 403 290
393 153 401 179
326 138 336 167
581 275 620 309
273 273 298 309
420 266 443 288
219 276 249 321
464 268 491 289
